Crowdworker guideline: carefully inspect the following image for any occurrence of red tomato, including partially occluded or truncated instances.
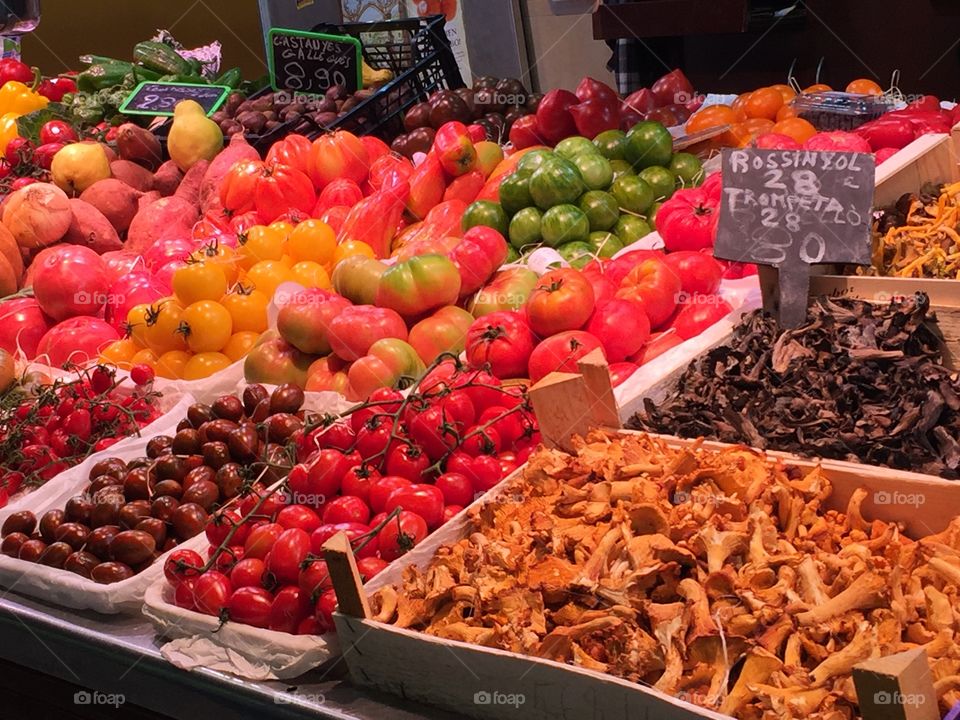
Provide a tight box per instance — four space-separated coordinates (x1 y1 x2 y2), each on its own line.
253 163 316 223
509 115 544 149
369 476 413 514
384 484 445 529
586 298 651 362
576 77 619 104
40 120 78 144
328 306 407 362
229 558 266 589
407 405 457 462
355 418 398 463
310 422 355 453
526 268 596 338
276 505 322 533
265 133 312 175
310 131 369 189
299 559 332 597
452 367 504 413
204 509 241 547
434 121 477 177
447 451 502 494
662 251 723 296
314 588 339 631
569 98 619 138
350 387 403 432
385 444 430 481
656 187 720 253
244 522 283 560
194 572 232 616
802 131 871 153
465 310 536 379
527 330 605 383
228 586 273 628
629 329 684 365
476 406 525 446
270 586 308 634
340 465 380 504
164 549 203 586
608 362 640 387
174 579 197 610
377 510 429 561
356 556 388 582
322 496 371 525
304 449 352 502
461 427 502 457
310 522 377 559
668 296 734 340
434 390 476 431
434 472 474 507
615 257 682 329
651 68 695 107
535 89 578 144
266 528 312 585
580 265 616 310
623 88 657 115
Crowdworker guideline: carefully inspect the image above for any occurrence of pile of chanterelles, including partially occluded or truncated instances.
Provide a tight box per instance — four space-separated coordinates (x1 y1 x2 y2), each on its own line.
371 431 960 720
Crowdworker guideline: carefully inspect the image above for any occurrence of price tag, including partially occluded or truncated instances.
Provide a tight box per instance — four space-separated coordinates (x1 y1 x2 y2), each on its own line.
714 148 875 327
119 82 231 117
268 27 362 95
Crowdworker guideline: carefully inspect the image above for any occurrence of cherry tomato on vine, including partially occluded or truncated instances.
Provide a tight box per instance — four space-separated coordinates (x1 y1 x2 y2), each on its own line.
385 443 430 481
193 571 232 616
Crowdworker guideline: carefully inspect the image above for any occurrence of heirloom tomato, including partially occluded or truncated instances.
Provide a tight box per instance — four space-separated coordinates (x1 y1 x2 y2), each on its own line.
265 133 312 175
465 310 536 379
468 267 538 317
449 226 509 296
243 337 313 387
327 305 408 361
527 330 604 383
526 268 595 337
615 257 682 329
304 355 350 394
346 339 424 401
586 298 650 362
375 254 461 320
408 305 475 365
277 289 352 355
331 256 387 306
662 251 723 296
309 131 369 189
434 121 477 177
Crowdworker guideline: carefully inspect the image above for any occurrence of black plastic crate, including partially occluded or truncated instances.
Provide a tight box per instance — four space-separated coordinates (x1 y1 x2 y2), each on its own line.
315 14 465 140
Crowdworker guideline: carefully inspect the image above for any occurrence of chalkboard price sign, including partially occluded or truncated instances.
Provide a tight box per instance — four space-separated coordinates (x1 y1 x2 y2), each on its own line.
120 82 231 117
268 28 362 95
714 148 876 328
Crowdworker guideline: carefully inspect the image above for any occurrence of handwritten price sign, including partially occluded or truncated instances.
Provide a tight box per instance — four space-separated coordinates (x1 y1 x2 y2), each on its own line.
268 28 362 95
714 148 875 327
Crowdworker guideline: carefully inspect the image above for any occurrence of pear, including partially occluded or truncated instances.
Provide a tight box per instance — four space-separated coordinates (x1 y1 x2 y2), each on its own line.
50 142 111 195
167 100 224 172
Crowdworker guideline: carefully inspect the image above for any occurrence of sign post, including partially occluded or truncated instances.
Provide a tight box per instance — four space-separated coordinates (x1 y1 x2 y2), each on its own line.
714 148 875 327
267 27 362 95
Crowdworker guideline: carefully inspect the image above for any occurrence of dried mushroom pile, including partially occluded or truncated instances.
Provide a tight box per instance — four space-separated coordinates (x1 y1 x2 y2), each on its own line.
872 182 960 278
629 293 960 479
371 433 960 719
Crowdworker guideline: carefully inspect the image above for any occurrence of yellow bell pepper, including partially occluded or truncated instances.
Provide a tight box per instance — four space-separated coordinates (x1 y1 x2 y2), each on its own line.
0 81 47 116
0 113 18 153
0 81 48 153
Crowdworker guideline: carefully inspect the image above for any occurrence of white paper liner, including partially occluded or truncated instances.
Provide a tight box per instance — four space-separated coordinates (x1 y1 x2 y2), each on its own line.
143 580 338 681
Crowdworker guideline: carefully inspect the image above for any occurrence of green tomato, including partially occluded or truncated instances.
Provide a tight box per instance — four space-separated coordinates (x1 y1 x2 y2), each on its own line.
637 165 676 202
557 241 595 269
611 175 654 215
555 136 597 159
670 151 705 188
578 190 620 231
625 121 674 170
529 159 585 210
616 215 652 245
504 245 520 263
462 200 509 235
609 159 636 182
508 206 543 250
498 172 534 215
593 129 627 160
587 231 623 258
648 200 663 230
516 149 555 176
541 204 590 247
572 153 614 191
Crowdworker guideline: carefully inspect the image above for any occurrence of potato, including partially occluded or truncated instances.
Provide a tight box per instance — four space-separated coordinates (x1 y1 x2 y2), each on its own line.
79 178 143 234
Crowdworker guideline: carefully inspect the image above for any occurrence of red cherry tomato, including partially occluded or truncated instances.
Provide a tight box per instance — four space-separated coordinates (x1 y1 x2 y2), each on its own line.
322 495 371 525
164 549 203 586
174 579 197 609
310 522 377 559
266 528 311 585
377 511 429 561
276 505 322 533
385 443 430 481
194 572 232 616
229 558 266 589
269 585 308 634
314 588 339 631
384 484 445 530
299 559 332 598
434 472 474 507
243 522 283 560
340 465 380 504
369 476 412 514
228 586 274 628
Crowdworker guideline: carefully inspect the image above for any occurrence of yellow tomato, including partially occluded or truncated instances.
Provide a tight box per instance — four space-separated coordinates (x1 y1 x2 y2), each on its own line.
190 242 240 285
183 352 233 380
130 347 160 368
155 350 192 380
144 299 188 354
238 225 286 269
246 260 293 299
220 288 269 333
172 261 228 306
99 338 140 370
125 304 152 349
333 240 375 265
180 300 233 353
222 331 260 362
290 261 331 289
288 219 336 264
269 220 295 241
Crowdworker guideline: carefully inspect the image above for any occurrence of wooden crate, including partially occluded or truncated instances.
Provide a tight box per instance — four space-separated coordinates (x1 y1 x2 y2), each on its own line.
874 132 958 208
331 429 960 720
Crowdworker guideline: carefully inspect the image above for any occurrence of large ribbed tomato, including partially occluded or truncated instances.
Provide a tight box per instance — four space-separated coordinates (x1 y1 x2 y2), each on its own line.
525 268 595 337
253 162 315 224
309 131 369 189
265 133 312 176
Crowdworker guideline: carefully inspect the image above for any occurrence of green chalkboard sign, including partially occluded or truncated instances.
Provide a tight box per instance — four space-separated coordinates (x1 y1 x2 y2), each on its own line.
268 27 362 95
120 81 231 117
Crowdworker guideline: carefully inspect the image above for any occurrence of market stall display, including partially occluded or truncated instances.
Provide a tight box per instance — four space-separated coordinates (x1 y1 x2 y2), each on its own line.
3 11 960 718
